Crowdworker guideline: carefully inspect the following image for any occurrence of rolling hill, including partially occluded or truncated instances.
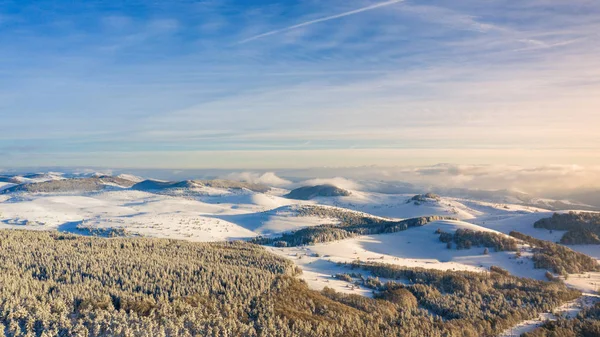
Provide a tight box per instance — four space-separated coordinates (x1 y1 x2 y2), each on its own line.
0 172 598 335
285 184 351 200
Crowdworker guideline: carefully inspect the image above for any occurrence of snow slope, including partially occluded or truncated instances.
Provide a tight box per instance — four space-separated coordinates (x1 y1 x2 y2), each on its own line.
307 191 470 219
2 174 599 336
211 205 339 236
469 209 600 260
9 172 66 184
0 175 598 297
269 220 547 294
0 182 15 192
0 190 258 241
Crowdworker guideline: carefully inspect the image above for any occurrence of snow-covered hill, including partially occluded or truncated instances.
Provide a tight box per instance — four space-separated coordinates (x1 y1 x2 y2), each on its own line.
268 219 548 293
0 173 598 298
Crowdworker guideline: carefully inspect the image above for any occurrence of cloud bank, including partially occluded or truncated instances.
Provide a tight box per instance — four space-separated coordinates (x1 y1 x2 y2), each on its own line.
225 172 292 187
214 164 600 197
278 164 600 196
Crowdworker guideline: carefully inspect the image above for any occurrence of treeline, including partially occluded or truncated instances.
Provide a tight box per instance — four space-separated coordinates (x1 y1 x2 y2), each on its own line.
437 228 519 251
431 227 600 275
130 179 271 195
0 230 306 337
510 231 600 275
76 226 135 238
408 193 441 203
534 212 600 245
253 206 454 246
285 184 351 200
0 176 135 194
0 229 584 337
338 261 580 337
522 302 600 337
264 226 357 247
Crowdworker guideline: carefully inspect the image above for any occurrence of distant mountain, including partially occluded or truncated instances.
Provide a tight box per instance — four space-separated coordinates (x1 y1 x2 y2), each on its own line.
285 184 351 200
561 190 600 209
22 173 59 179
433 187 598 211
131 179 193 190
115 173 144 183
1 176 135 194
357 180 419 195
199 179 271 193
528 198 597 211
437 188 532 204
0 172 68 184
0 176 17 183
131 179 270 193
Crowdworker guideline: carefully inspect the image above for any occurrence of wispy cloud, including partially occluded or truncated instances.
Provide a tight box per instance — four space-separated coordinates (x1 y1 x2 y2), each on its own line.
238 0 404 44
1 0 599 169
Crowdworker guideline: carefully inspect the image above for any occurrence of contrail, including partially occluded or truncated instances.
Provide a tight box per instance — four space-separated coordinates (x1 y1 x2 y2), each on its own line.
238 0 404 44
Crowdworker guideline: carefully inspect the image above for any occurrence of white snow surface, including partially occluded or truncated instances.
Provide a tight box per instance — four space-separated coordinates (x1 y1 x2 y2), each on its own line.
9 172 66 184
115 173 145 182
0 178 599 300
0 182 15 191
269 220 549 294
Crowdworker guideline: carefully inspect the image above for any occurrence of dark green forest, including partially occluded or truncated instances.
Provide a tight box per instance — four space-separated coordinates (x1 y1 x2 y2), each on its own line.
437 228 519 251
509 231 600 275
252 206 454 246
431 227 599 276
0 230 585 337
534 212 600 245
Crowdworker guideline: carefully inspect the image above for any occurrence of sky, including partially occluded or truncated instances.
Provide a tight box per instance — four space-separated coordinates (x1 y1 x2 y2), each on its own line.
1 0 599 169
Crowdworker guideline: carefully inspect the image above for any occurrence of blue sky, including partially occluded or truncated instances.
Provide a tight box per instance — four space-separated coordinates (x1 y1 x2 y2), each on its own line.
1 0 599 168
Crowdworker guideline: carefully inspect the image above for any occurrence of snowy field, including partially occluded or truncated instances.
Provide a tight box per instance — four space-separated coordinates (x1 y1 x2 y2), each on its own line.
269 219 549 293
0 174 598 303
